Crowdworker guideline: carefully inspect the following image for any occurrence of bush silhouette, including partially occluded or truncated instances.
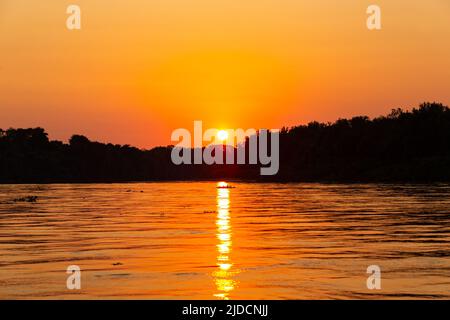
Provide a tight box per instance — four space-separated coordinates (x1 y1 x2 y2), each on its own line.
1 102 449 183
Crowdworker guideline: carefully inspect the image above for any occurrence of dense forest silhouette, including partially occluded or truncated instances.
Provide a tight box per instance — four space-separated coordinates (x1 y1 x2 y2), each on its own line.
1 102 450 183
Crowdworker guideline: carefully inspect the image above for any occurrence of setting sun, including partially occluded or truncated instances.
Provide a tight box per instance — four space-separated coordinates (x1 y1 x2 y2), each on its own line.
217 130 229 141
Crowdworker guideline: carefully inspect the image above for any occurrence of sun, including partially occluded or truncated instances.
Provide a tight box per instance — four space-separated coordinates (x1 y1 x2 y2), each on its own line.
217 130 229 141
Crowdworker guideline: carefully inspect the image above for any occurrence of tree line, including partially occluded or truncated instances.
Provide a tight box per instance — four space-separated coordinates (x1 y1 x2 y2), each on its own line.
1 102 449 183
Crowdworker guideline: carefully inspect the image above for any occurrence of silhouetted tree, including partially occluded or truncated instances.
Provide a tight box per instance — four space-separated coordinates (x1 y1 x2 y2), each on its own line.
1 102 449 183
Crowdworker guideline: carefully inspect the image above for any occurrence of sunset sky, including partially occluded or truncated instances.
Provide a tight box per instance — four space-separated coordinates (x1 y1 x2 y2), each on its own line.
1 0 449 148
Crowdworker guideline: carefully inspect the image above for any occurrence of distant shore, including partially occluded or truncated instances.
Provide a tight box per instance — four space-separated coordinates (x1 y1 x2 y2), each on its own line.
1 102 450 184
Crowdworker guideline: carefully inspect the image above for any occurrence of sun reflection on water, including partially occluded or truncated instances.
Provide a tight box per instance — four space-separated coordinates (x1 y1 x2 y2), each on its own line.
213 182 237 299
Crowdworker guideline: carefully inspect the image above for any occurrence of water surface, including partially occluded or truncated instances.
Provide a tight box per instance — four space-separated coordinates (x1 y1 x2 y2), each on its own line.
0 182 449 299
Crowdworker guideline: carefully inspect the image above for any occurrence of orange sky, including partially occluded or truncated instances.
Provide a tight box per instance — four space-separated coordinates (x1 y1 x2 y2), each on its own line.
1 0 450 148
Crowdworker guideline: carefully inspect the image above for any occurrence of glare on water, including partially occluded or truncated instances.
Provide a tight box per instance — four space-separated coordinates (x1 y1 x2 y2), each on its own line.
214 184 237 299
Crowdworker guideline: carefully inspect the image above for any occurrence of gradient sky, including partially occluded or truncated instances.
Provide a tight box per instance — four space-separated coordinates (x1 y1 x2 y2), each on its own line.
1 0 450 148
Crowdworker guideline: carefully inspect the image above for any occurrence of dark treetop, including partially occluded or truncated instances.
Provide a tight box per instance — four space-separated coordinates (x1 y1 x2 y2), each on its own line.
1 102 450 183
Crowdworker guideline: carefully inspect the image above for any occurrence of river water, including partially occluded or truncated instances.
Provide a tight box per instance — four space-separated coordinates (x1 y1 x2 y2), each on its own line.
0 182 449 299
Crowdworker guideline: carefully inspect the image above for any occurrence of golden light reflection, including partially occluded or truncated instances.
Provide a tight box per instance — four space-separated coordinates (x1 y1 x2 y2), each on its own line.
213 182 237 299
217 181 229 188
